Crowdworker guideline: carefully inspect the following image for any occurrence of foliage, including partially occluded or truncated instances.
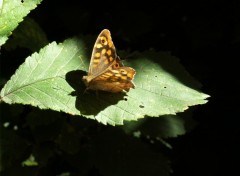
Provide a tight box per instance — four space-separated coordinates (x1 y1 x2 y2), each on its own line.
0 1 210 175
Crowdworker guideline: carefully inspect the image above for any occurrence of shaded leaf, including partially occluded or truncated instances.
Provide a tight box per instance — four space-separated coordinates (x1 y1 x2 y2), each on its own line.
4 17 48 51
0 38 87 117
122 110 198 138
22 154 38 166
56 173 70 176
25 110 63 143
92 128 171 176
122 115 186 138
0 126 30 171
0 37 209 125
0 0 42 46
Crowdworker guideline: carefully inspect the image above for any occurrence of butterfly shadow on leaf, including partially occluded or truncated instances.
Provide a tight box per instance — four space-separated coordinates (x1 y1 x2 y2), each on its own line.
66 70 125 116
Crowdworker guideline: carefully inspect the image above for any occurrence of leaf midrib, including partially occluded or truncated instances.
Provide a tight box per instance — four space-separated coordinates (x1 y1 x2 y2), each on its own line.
1 75 65 99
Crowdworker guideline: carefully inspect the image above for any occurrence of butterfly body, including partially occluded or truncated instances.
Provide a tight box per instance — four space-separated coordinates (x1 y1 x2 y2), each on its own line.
82 29 136 93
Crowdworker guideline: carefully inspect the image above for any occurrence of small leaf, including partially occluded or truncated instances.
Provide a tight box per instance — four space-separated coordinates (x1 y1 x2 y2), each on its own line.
56 173 70 176
22 154 38 166
0 37 209 125
122 115 187 138
0 0 42 46
92 128 171 176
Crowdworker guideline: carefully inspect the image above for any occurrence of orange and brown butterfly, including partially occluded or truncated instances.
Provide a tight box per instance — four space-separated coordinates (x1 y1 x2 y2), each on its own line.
82 29 136 93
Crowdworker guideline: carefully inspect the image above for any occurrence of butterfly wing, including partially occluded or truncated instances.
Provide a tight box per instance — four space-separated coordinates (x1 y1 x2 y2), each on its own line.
88 67 136 93
83 29 136 93
88 29 119 77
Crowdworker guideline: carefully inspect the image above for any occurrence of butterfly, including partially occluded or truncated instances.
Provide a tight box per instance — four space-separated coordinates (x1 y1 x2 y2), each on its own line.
82 29 136 93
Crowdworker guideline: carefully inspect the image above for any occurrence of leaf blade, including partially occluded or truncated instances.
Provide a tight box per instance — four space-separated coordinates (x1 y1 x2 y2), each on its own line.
0 0 42 46
0 37 210 125
1 38 88 117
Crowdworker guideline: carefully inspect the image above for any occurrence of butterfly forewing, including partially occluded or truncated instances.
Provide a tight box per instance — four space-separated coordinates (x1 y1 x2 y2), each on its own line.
89 29 118 77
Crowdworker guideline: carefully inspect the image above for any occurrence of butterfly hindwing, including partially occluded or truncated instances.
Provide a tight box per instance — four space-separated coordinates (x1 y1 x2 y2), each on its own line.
89 67 136 93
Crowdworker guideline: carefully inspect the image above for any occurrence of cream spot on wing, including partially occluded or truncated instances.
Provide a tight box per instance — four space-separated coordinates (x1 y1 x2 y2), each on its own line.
127 73 133 78
96 43 103 48
120 69 127 75
121 76 128 80
112 70 120 74
101 49 106 54
109 57 113 62
108 39 113 47
105 72 113 76
95 52 101 57
101 75 109 78
104 59 109 64
107 49 111 56
93 59 100 63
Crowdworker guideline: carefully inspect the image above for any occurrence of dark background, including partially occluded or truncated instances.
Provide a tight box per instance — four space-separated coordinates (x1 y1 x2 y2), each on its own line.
2 0 240 175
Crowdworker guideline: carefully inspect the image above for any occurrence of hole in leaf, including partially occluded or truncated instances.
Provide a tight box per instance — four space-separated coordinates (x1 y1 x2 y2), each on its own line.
124 98 128 101
164 86 167 89
139 105 144 108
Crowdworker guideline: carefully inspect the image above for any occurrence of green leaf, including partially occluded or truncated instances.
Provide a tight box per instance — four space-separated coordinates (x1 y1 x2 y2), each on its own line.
92 128 171 176
122 109 198 138
0 37 210 125
0 38 86 117
0 0 3 11
4 17 48 51
0 0 42 46
22 154 38 166
57 173 70 176
122 115 187 138
0 124 30 171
